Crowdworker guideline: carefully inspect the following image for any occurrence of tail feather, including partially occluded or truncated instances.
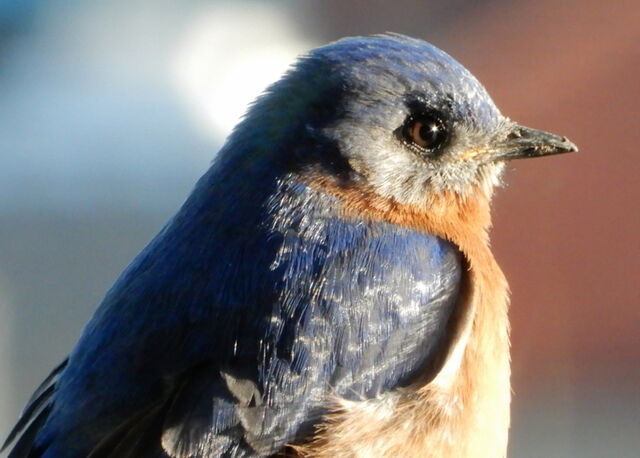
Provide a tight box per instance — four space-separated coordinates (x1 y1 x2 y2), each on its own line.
6 405 52 458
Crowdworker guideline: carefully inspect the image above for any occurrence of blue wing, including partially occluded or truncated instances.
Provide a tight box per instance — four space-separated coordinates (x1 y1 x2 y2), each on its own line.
2 174 462 458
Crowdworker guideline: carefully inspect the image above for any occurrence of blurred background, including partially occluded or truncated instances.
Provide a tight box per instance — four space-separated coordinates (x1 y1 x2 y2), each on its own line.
0 1 638 456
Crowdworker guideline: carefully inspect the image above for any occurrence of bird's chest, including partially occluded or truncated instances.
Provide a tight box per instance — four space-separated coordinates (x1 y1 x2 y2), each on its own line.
267 184 511 457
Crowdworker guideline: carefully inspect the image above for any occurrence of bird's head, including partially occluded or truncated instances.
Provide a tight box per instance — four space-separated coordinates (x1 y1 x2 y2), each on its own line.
229 34 577 209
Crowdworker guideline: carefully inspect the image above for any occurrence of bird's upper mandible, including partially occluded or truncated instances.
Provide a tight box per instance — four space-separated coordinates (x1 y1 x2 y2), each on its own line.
2 34 576 458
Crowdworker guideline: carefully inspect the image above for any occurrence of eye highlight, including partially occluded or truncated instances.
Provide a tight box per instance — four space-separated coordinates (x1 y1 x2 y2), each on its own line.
401 111 449 154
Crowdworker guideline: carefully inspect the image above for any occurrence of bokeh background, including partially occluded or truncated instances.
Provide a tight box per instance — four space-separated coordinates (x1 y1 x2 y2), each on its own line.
1 1 638 456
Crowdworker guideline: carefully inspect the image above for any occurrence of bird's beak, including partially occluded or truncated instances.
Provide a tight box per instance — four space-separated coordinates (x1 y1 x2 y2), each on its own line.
464 124 578 162
489 124 578 161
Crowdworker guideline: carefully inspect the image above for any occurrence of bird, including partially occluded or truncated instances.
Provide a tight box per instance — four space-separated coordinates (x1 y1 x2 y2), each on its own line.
2 33 577 458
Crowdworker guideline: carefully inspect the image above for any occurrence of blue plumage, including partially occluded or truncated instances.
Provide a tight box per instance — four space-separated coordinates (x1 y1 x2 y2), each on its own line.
28 164 461 456
3 33 576 457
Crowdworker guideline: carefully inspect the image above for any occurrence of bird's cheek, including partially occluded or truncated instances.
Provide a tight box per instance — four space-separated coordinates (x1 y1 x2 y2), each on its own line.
460 147 491 161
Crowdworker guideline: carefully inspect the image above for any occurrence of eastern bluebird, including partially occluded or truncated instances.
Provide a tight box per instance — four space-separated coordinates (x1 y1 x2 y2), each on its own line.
3 34 576 457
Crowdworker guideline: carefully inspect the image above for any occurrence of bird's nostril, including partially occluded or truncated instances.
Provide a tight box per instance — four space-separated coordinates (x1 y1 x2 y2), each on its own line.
506 129 522 140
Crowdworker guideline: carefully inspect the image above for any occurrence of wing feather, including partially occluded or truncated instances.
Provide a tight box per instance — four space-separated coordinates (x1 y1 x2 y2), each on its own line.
2 359 67 457
3 182 462 457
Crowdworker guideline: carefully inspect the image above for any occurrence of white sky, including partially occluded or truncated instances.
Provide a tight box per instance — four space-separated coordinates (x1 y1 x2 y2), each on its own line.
0 1 314 211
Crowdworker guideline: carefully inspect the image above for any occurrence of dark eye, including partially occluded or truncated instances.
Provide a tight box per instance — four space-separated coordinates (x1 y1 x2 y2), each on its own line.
401 111 448 153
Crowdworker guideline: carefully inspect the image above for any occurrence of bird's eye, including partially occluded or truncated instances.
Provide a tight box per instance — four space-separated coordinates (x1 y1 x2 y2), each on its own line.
401 111 448 153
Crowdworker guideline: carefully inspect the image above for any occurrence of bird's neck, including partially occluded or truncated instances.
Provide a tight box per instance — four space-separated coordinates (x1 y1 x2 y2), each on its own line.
302 172 493 250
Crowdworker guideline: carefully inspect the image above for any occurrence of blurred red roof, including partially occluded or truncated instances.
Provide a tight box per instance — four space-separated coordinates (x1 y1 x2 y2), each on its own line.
442 0 640 387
